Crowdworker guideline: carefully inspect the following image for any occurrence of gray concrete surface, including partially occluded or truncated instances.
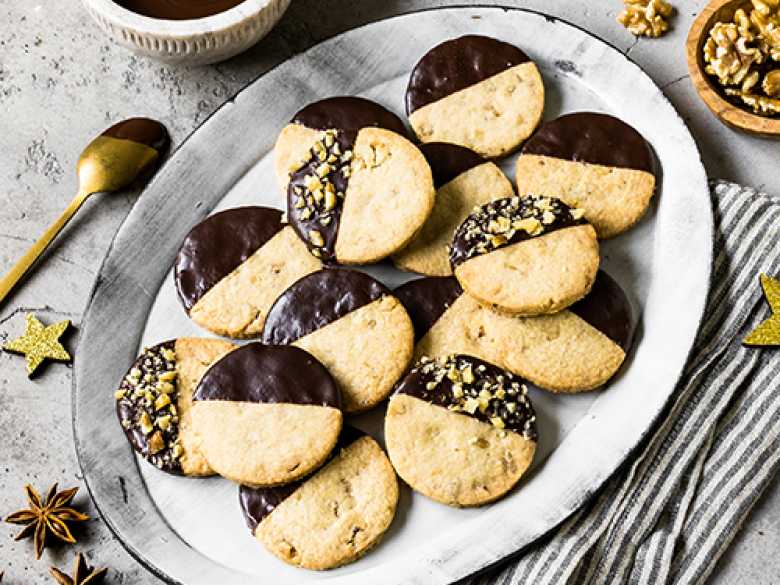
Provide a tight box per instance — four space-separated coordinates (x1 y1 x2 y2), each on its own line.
0 0 777 582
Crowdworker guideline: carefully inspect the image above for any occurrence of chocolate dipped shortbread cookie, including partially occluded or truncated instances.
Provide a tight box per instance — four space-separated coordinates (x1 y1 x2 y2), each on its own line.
405 35 545 158
275 97 435 264
395 271 633 393
240 427 398 570
175 207 321 338
274 96 407 193
516 112 657 239
115 337 235 476
191 343 342 486
451 195 599 315
385 355 537 507
392 142 514 276
262 269 414 412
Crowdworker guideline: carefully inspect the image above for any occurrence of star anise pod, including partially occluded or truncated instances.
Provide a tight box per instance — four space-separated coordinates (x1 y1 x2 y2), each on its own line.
50 553 107 585
4 484 89 559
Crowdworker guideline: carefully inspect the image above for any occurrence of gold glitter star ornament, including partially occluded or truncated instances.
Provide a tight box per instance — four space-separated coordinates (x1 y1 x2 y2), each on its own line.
743 274 780 347
3 313 71 376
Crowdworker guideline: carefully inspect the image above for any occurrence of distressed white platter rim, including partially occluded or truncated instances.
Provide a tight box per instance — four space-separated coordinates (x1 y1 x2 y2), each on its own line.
73 6 713 585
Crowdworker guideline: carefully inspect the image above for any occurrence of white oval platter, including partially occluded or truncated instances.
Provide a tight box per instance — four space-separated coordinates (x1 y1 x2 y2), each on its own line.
73 6 712 585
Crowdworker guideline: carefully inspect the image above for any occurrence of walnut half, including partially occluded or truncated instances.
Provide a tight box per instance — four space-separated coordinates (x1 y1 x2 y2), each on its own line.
617 0 675 38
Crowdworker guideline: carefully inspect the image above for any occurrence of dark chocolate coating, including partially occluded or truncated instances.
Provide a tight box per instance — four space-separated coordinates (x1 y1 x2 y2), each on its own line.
174 207 283 311
292 96 407 142
262 269 389 345
521 112 655 173
395 272 633 350
570 270 634 351
115 341 181 475
450 196 584 267
102 117 170 154
406 35 531 114
419 142 486 188
394 355 537 439
239 426 366 530
193 343 341 409
394 277 463 341
114 0 244 20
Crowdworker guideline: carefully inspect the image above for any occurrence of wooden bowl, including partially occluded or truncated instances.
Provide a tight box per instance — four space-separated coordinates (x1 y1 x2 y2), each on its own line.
687 0 780 136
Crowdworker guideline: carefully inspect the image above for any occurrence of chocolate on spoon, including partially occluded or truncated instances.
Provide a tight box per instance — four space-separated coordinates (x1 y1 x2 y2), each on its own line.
0 118 170 305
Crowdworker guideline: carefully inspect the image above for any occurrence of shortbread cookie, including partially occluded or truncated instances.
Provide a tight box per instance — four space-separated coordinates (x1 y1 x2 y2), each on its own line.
385 355 537 507
392 142 514 276
262 269 414 412
191 343 342 486
451 195 599 315
395 271 633 392
240 427 398 570
406 35 545 158
115 337 234 476
174 207 321 338
285 122 435 264
274 96 407 194
516 112 657 238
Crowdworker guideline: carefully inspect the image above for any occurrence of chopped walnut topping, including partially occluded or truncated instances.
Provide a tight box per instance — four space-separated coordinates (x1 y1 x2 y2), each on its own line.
287 129 353 261
404 355 537 441
115 343 183 471
617 0 674 38
703 1 780 116
450 195 585 266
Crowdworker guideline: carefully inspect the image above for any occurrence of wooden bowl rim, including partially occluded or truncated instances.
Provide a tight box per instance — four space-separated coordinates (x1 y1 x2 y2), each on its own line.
686 0 780 135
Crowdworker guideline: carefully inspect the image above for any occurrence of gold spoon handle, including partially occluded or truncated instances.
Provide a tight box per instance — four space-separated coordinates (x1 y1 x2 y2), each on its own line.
0 190 90 305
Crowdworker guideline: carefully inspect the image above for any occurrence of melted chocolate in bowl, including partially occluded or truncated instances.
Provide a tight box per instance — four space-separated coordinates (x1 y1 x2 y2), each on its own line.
114 0 246 20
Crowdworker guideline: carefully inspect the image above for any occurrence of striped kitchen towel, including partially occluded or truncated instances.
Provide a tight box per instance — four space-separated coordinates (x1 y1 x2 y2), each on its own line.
468 181 780 585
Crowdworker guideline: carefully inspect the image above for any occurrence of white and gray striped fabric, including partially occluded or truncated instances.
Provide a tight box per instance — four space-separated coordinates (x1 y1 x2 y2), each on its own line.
467 181 780 585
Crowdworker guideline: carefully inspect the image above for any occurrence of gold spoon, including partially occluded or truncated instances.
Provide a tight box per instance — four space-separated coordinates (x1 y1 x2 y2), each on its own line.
0 118 169 305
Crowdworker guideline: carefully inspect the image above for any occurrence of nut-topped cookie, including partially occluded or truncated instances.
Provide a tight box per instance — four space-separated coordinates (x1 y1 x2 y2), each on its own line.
516 112 657 239
405 35 545 158
274 96 408 194
239 426 398 570
395 271 633 393
451 195 599 316
115 337 235 476
191 343 342 487
385 354 537 507
275 97 435 264
262 269 414 412
392 142 514 276
174 206 321 338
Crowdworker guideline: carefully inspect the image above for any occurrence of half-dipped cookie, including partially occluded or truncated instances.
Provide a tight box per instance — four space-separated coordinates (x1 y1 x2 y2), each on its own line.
392 142 514 276
516 112 657 239
274 96 407 193
191 343 342 486
385 355 537 507
395 271 633 393
405 35 545 158
174 207 321 338
115 337 235 476
262 269 414 413
451 195 599 315
276 97 435 264
239 427 398 570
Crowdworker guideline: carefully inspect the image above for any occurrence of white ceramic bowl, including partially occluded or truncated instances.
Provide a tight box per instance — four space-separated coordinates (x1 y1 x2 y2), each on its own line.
81 0 291 65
